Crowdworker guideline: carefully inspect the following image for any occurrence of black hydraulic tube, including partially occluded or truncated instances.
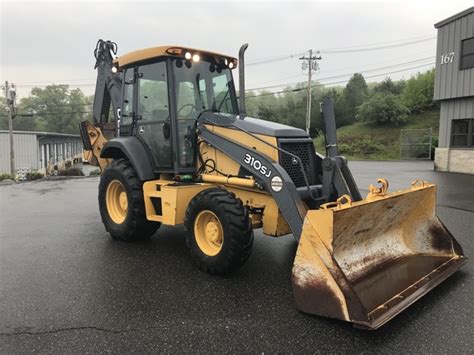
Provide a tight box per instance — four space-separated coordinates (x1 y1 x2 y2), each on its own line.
321 97 338 158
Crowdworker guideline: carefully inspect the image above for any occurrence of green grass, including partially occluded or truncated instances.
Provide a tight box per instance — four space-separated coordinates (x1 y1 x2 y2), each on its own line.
314 110 439 160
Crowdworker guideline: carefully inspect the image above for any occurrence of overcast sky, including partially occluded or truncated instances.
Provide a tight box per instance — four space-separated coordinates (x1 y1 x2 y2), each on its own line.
1 0 473 98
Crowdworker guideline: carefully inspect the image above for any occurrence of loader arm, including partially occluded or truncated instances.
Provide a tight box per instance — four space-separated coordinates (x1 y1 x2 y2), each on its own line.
197 108 364 240
198 125 307 239
196 101 365 241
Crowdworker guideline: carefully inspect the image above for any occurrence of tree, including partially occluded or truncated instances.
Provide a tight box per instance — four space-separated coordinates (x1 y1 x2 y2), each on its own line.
373 77 405 96
320 87 346 128
245 91 259 117
358 92 409 126
0 97 39 131
401 69 436 113
341 73 368 125
19 85 91 134
0 101 7 130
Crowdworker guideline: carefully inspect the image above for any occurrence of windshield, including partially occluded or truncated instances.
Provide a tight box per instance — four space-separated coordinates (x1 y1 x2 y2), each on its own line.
171 58 238 169
172 58 238 119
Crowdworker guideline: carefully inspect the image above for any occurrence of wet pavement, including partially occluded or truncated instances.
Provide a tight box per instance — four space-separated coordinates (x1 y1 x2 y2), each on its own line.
1 161 473 353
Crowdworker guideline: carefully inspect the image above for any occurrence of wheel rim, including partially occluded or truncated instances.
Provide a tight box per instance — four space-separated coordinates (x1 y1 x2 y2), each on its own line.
194 210 224 256
106 180 128 224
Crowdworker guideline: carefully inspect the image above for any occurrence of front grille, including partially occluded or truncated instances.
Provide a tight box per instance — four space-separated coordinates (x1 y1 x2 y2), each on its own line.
278 140 316 187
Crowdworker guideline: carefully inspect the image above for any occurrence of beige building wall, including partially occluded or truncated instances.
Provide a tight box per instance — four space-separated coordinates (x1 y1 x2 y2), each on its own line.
434 147 474 174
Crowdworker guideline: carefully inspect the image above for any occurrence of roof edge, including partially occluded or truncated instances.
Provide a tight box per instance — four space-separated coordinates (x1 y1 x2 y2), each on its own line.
434 7 474 28
117 45 237 68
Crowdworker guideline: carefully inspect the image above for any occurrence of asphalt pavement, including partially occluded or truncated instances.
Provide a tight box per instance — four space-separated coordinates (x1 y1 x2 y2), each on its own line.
1 161 473 353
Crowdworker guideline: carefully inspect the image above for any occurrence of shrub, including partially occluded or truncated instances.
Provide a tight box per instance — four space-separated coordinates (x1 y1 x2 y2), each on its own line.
26 172 44 181
337 143 352 155
0 173 14 181
401 69 436 113
58 168 84 176
358 93 409 126
353 136 384 155
89 169 101 176
337 136 384 156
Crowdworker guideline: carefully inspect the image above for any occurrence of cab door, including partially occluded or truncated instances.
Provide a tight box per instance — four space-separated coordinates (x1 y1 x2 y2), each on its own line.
135 60 173 171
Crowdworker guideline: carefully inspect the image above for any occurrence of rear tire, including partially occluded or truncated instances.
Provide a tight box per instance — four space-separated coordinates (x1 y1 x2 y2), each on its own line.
184 188 253 275
98 159 160 241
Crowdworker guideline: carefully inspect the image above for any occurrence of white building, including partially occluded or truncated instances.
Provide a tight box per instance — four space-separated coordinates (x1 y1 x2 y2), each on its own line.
0 130 83 175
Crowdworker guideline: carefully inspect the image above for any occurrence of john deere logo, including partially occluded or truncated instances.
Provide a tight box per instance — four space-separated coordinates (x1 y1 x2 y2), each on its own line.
271 176 283 192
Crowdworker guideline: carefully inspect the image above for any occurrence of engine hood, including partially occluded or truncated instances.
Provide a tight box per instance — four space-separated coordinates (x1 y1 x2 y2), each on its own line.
199 112 308 138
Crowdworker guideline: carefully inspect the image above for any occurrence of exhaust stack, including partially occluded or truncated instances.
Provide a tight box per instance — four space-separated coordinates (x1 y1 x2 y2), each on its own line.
238 43 249 118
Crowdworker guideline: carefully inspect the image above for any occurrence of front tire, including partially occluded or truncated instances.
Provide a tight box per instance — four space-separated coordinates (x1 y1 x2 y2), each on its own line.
98 159 160 241
184 188 253 275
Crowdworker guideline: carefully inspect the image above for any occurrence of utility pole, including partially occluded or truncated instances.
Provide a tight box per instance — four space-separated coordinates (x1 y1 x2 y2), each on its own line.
299 50 322 135
4 81 16 176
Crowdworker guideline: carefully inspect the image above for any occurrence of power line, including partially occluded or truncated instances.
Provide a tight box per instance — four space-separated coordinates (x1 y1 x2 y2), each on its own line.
1 111 92 117
16 82 96 88
33 111 92 115
15 78 96 85
246 52 306 66
246 56 434 92
246 61 435 99
245 53 433 88
318 34 435 51
245 35 435 67
21 103 92 108
246 73 307 87
48 103 92 107
317 51 434 76
320 36 436 54
319 62 434 86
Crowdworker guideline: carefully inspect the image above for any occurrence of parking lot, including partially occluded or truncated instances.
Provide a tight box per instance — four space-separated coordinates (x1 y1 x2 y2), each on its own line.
1 161 473 353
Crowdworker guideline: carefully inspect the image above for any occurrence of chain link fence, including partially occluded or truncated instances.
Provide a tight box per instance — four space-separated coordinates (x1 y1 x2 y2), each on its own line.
400 128 433 160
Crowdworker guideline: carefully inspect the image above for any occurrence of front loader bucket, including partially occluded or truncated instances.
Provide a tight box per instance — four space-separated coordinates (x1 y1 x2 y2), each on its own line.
292 181 467 329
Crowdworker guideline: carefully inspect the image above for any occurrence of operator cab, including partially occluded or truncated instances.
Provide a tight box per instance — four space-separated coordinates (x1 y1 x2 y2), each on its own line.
116 46 239 174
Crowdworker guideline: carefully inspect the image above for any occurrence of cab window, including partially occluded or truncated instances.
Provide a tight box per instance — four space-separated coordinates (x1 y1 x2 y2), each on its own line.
122 68 134 126
137 61 169 123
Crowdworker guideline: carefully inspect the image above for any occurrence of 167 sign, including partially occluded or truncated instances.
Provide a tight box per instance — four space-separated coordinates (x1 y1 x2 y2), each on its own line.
441 52 454 65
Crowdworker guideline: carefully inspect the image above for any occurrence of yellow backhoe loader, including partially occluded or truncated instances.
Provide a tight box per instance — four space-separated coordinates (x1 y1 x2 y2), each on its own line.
80 40 467 329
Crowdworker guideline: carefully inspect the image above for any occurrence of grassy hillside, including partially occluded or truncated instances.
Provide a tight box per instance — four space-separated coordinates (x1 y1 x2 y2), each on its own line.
314 110 439 160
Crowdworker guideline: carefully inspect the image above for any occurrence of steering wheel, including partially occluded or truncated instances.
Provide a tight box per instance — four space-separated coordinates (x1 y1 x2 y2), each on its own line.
177 103 196 118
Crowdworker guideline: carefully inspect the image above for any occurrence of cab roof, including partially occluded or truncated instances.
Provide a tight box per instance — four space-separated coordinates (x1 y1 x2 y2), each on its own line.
116 45 238 68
